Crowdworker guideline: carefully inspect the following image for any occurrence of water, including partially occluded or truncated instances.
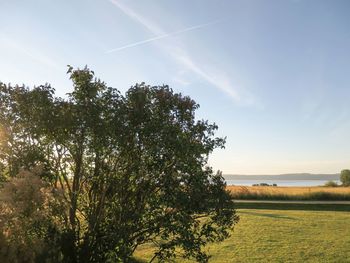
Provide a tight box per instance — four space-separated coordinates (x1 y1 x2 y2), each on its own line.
225 179 341 187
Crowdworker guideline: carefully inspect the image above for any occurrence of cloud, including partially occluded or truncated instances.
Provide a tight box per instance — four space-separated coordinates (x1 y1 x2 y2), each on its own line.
173 76 190 86
108 0 258 106
172 49 240 100
0 34 60 70
105 20 220 53
109 0 163 35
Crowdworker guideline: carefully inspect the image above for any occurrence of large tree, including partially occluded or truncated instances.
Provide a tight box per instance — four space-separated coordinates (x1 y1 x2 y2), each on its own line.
340 169 350 186
0 66 238 262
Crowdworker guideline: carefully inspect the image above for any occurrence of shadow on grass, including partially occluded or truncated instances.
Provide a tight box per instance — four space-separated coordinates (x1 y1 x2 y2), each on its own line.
130 257 147 263
235 202 350 212
238 210 296 220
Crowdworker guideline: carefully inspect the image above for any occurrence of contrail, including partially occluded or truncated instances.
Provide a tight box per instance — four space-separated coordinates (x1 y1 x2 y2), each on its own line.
105 20 220 53
106 0 253 105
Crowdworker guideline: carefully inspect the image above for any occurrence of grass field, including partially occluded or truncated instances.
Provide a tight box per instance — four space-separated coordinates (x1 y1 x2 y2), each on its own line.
227 185 350 200
134 206 350 262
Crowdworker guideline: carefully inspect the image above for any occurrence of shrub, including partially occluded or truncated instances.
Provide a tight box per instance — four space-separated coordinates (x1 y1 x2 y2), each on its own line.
0 169 65 262
324 181 338 187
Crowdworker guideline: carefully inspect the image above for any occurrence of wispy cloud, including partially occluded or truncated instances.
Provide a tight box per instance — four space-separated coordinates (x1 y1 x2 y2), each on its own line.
173 50 240 100
109 0 163 34
0 34 60 70
106 20 220 53
108 0 258 106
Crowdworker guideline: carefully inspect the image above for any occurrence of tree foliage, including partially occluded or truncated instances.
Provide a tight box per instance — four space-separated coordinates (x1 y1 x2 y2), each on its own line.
0 66 238 262
340 169 350 186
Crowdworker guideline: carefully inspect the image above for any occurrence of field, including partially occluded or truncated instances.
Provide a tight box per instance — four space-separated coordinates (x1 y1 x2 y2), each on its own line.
227 185 350 200
134 207 350 262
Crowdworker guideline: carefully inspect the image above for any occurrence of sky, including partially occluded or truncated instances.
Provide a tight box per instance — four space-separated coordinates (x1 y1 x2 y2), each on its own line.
1 0 350 174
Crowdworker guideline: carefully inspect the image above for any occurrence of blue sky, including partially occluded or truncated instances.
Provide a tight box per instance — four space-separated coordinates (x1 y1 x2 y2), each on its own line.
1 0 350 174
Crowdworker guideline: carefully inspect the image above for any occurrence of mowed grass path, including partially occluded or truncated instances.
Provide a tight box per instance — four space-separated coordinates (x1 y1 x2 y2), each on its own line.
135 209 350 262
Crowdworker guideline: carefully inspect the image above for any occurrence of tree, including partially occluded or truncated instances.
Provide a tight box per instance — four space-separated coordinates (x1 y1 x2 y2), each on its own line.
0 83 54 180
340 169 350 186
0 66 238 262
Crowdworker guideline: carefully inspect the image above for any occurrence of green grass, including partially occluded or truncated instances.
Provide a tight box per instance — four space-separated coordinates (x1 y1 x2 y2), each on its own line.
134 206 350 262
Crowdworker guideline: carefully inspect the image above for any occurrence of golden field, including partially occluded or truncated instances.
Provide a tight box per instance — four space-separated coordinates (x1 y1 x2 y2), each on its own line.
226 185 350 200
227 185 350 195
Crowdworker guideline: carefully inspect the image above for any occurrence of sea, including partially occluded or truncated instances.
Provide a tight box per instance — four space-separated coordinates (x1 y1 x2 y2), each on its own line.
225 179 341 187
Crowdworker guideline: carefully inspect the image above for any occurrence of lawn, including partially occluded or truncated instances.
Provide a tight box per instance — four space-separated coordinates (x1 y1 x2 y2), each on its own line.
134 207 350 262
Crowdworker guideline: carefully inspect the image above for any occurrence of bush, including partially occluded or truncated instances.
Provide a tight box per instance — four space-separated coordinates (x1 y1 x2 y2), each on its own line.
252 183 277 187
324 181 338 187
0 169 65 262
